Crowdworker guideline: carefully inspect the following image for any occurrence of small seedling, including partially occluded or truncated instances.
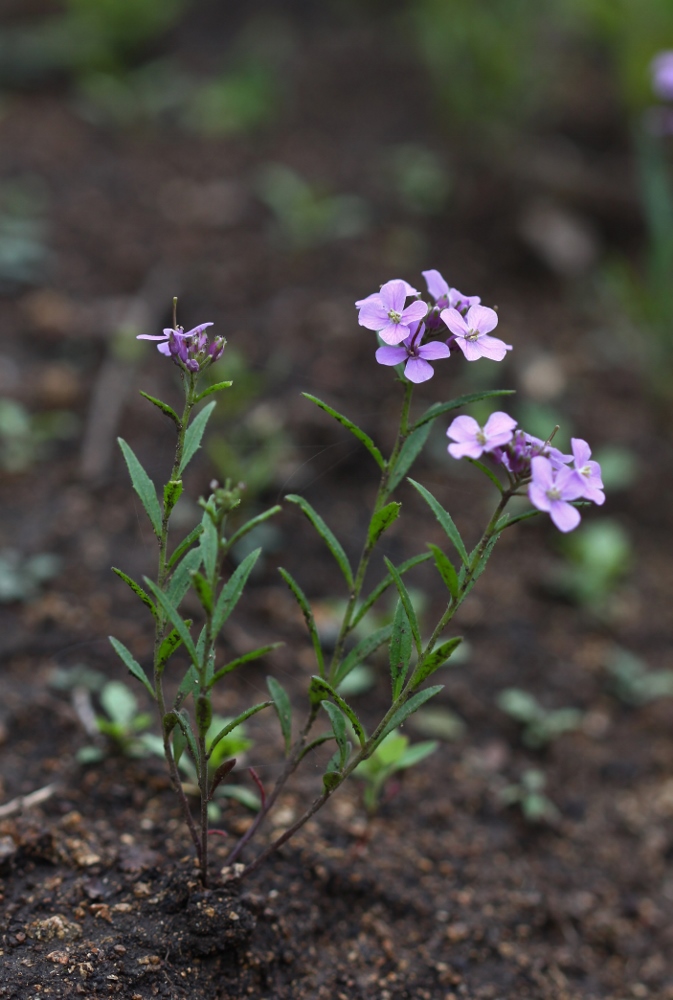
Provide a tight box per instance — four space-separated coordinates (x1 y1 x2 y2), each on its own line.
500 769 560 823
553 519 631 608
353 729 437 814
77 680 154 763
497 688 583 749
606 647 673 706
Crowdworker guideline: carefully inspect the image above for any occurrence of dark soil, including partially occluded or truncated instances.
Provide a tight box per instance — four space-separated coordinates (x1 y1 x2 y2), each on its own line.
1 3 673 999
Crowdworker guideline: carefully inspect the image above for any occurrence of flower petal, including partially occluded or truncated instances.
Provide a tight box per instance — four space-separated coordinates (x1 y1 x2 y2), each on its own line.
422 269 449 301
484 411 517 440
358 301 389 330
465 305 499 334
530 455 554 491
528 482 551 512
378 322 410 345
376 345 408 366
401 300 429 325
571 438 591 468
474 334 512 362
404 357 434 383
447 415 480 443
379 279 407 313
448 439 484 459
440 307 468 337
549 500 581 532
418 340 451 360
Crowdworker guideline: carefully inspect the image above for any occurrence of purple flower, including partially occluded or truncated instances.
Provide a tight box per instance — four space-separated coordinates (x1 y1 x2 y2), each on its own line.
357 279 428 345
440 305 512 361
446 411 517 459
491 430 571 476
528 456 584 532
422 269 481 312
138 322 214 357
652 51 673 101
375 321 450 383
567 438 605 505
137 321 225 373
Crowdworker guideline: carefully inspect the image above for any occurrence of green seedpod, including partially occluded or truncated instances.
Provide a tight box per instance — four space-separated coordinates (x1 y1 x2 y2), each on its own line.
163 479 183 514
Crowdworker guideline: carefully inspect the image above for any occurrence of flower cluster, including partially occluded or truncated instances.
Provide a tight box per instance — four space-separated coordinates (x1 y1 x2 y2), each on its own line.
356 270 511 382
138 322 226 373
446 412 605 532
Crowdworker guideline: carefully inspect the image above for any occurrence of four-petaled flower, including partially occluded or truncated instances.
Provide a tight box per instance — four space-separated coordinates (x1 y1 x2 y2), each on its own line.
446 412 517 459
568 438 605 505
376 322 450 383
138 323 213 357
528 456 585 533
357 279 428 345
440 305 512 361
137 322 225 373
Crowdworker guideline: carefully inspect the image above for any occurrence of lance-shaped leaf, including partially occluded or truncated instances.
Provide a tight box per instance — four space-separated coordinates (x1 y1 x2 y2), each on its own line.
410 637 463 690
352 552 432 628
191 570 213 615
388 422 433 492
167 524 204 570
156 622 191 676
320 701 350 769
199 513 219 584
309 676 367 748
224 505 282 554
208 758 237 800
408 479 469 567
267 677 292 754
379 685 444 741
112 567 157 619
179 400 216 475
139 390 181 427
412 389 516 431
108 636 155 700
302 392 385 470
163 479 183 515
167 547 203 606
208 643 284 689
389 599 412 700
173 721 187 767
208 701 273 755
459 531 503 599
285 494 353 589
333 625 392 687
367 501 401 548
117 438 162 536
383 557 421 655
175 710 199 775
212 548 261 636
427 544 460 600
278 567 324 676
144 578 198 668
194 380 233 403
175 664 200 706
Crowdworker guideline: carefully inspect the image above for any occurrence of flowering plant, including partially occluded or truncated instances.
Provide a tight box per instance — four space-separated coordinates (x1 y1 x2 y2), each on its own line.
111 278 604 886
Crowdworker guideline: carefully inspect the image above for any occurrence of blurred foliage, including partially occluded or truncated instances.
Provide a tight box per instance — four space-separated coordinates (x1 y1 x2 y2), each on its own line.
606 646 673 706
500 768 560 823
0 397 79 472
0 177 49 292
0 548 61 603
353 729 437 814
553 518 632 607
497 688 583 749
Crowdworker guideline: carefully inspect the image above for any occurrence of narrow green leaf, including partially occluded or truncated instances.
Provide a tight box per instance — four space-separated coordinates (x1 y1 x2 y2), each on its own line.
199 513 219 583
388 422 433 492
498 509 543 530
139 391 181 427
208 701 273 754
167 547 203 606
208 758 237 800
367 501 401 548
321 701 348 768
408 478 469 567
191 570 213 615
225 505 282 553
466 457 504 494
383 557 421 655
309 676 367 748
173 722 186 767
176 664 200 704
389 599 413 699
111 567 157 619
156 622 191 676
117 438 162 536
412 390 516 431
460 532 502 599
108 636 155 700
163 479 183 515
302 393 385 470
208 643 284 689
352 552 432 628
427 544 460 600
286 494 353 589
167 524 204 570
195 380 233 403
144 578 198 668
179 401 217 475
380 685 444 741
298 731 338 763
212 548 261 636
333 625 392 687
278 567 325 676
267 677 292 754
410 637 463 690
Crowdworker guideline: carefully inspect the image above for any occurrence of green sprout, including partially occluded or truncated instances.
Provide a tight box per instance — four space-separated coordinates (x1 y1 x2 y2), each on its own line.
500 768 560 823
497 688 583 749
606 647 673 706
353 729 437 814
